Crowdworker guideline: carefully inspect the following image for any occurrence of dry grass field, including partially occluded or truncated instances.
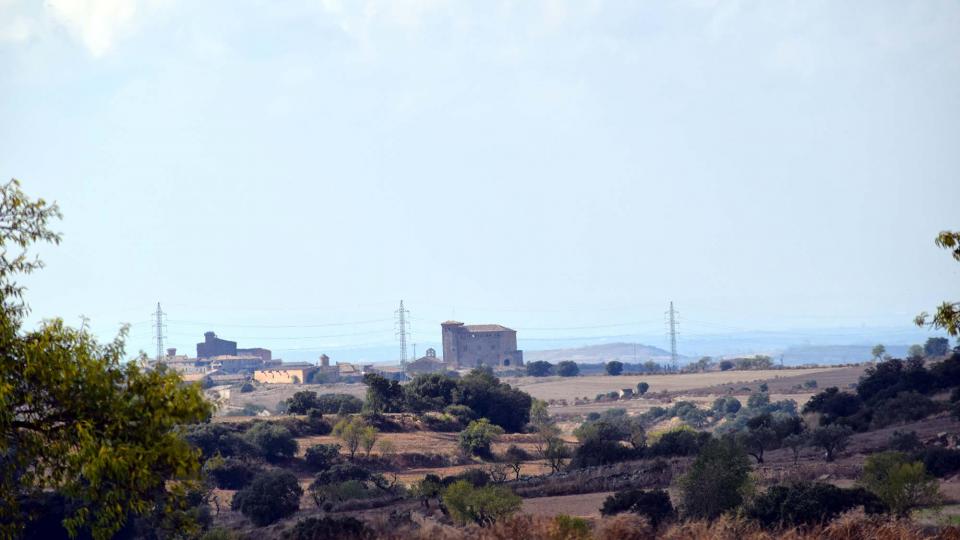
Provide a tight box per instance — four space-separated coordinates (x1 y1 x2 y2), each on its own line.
503 367 847 402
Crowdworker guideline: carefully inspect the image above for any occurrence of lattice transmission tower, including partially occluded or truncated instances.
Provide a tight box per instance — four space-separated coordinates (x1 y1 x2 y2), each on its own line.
665 301 679 371
395 300 410 368
153 302 167 362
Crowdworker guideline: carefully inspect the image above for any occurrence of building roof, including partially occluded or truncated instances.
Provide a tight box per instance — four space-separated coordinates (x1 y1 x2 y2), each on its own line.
463 324 514 333
257 363 316 371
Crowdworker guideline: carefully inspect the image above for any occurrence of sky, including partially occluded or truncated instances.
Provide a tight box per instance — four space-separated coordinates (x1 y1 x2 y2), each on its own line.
1 0 958 362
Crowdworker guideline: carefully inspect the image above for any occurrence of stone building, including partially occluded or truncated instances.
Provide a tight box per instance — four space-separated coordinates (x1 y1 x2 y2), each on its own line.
441 321 523 368
405 348 448 375
197 331 237 359
254 363 318 384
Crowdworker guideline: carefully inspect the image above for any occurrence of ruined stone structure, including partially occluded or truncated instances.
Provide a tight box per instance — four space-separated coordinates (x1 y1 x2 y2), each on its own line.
441 321 523 368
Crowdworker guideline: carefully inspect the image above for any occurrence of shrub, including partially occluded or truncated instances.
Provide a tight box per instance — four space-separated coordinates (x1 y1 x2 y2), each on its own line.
231 470 303 526
557 361 580 377
444 404 477 425
802 387 862 425
240 382 254 393
458 419 504 458
455 368 532 432
860 451 940 517
747 392 770 409
746 482 882 527
313 463 371 486
185 423 256 459
636 382 650 395
243 422 297 462
600 488 674 528
443 468 491 488
526 361 553 377
803 379 818 389
719 360 734 371
914 446 960 478
304 443 342 471
333 417 374 459
889 430 921 452
284 390 319 414
202 456 256 489
605 361 624 376
553 515 591 539
442 480 522 526
282 517 372 540
649 427 711 457
678 438 751 520
871 391 941 428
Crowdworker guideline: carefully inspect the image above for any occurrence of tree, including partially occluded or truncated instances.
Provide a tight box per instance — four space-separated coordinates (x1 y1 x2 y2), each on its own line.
403 373 458 413
313 393 363 414
678 438 752 520
525 361 553 377
360 425 379 458
202 455 257 489
442 480 522 527
0 180 214 540
504 445 528 480
925 337 951 357
810 425 852 462
458 418 504 458
244 422 297 462
305 443 342 471
783 433 808 465
860 452 940 517
695 356 713 372
746 482 882 528
719 360 734 371
872 344 887 361
556 361 580 377
285 390 319 414
802 387 862 425
908 344 925 359
600 489 674 528
453 368 531 432
362 373 404 413
544 437 571 472
605 361 624 376
333 417 370 459
915 231 960 337
230 470 303 526
636 382 650 396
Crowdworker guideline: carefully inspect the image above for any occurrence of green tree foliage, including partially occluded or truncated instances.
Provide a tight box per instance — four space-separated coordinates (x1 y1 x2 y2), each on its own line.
925 337 951 357
310 393 364 414
544 437 571 472
404 373 459 413
802 387 862 425
525 360 553 377
282 517 372 540
810 425 852 462
746 482 883 528
915 231 960 337
304 443 342 471
556 360 580 377
860 452 940 517
712 396 741 415
458 418 504 458
243 422 297 462
230 470 303 526
0 179 214 540
605 360 624 375
719 360 734 371
202 455 257 489
240 382 254 393
872 344 887 361
636 381 650 395
504 445 529 480
362 373 404 413
454 368 531 433
908 344 925 359
442 480 522 527
678 438 752 520
185 423 256 459
284 390 319 414
333 417 373 459
600 488 674 528
871 391 942 428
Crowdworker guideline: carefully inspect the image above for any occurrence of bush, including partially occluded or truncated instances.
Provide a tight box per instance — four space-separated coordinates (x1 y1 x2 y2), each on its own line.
746 482 882 527
455 369 532 433
185 423 256 459
605 361 624 376
285 390 319 414
556 361 580 377
600 488 674 528
552 515 591 539
871 392 941 428
310 393 363 414
442 480 522 526
231 470 303 526
304 443 342 471
443 468 491 488
649 427 711 457
203 456 256 489
636 382 650 395
282 517 372 540
719 360 734 371
244 422 297 462
803 379 818 389
889 430 921 452
444 404 477 425
525 361 554 377
678 438 751 520
458 419 505 458
810 424 852 462
860 451 940 517
914 446 960 478
240 382 254 393
404 373 460 413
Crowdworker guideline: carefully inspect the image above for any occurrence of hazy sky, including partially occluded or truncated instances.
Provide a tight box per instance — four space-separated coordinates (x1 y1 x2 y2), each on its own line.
2 0 958 359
